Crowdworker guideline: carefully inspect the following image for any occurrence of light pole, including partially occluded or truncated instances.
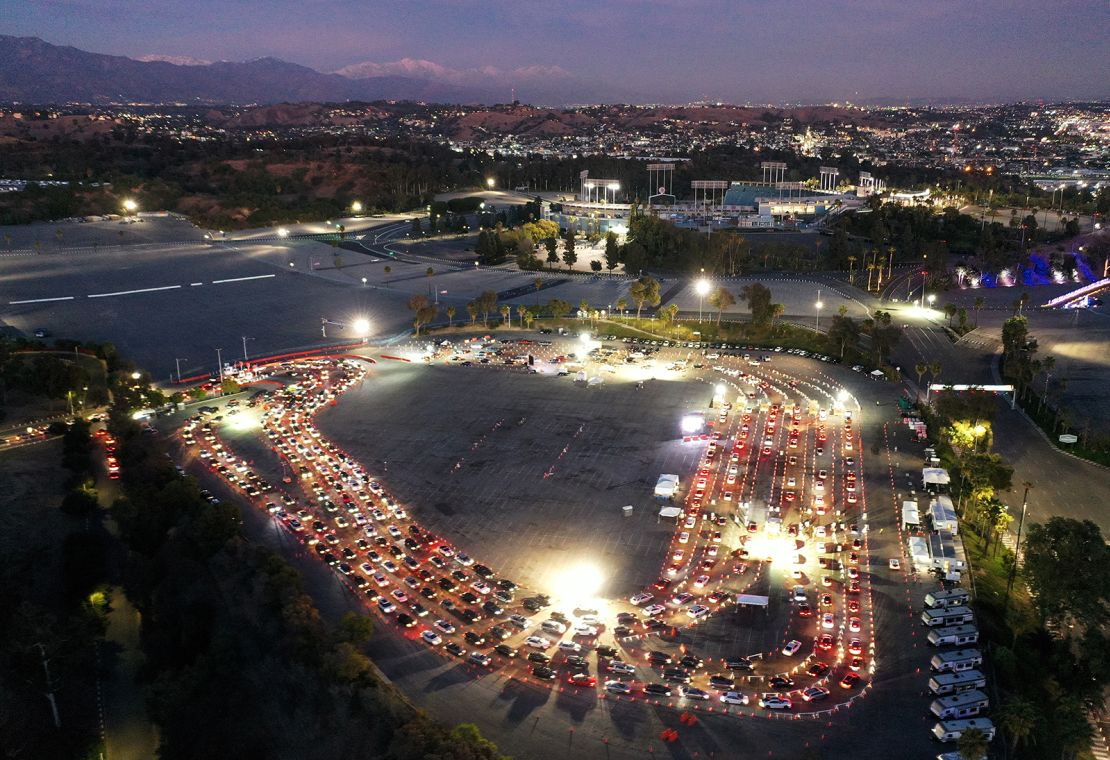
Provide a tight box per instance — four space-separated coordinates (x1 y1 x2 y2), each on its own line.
175 358 187 384
815 290 824 332
215 348 224 384
241 336 254 363
1003 482 1033 616
695 278 711 322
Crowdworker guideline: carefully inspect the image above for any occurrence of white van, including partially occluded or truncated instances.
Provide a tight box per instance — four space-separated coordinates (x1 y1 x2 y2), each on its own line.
930 717 995 743
929 689 989 719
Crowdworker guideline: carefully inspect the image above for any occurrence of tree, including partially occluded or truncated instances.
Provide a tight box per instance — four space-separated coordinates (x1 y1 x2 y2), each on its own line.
561 232 577 270
768 303 785 331
944 302 958 327
548 299 571 319
446 306 456 328
915 362 928 387
516 305 526 328
476 291 498 326
629 275 661 319
826 314 861 359
846 254 857 284
499 305 511 327
604 232 620 275
1023 517 1110 630
973 295 985 327
930 361 942 385
707 286 736 326
956 727 989 760
590 259 602 273
615 297 627 315
544 237 559 267
661 303 680 330
384 265 392 276
999 697 1038 754
407 294 429 314
410 217 422 236
739 283 773 327
534 276 544 306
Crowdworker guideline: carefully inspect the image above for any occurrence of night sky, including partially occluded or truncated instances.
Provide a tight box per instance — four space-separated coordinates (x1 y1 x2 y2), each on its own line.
6 0 1108 103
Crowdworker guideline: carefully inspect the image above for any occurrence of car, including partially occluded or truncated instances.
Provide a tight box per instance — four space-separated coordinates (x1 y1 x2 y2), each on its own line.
839 672 862 689
596 645 618 658
378 598 396 614
847 599 861 614
663 667 692 684
643 604 667 617
817 634 835 651
693 574 710 589
848 638 864 655
567 673 597 687
807 661 830 677
646 650 673 665
459 592 479 605
573 623 598 637
847 567 860 580
719 691 748 705
434 619 456 634
798 603 814 617
769 675 795 689
850 656 865 671
820 594 834 608
508 614 529 629
494 644 518 658
421 630 443 646
532 665 556 680
782 639 803 656
468 652 492 667
613 625 633 638
709 674 735 689
888 558 901 570
759 695 792 710
726 657 754 671
681 686 710 700
643 683 673 697
488 626 511 641
849 617 861 632
605 680 631 694
686 604 711 620
608 660 636 675
445 642 466 657
527 651 550 665
391 589 409 604
630 592 654 605
522 635 549 652
464 631 486 646
557 640 582 653
393 612 415 628
802 686 830 702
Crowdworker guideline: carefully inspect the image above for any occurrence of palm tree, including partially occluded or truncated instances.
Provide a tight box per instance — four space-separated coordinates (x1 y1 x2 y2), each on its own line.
846 255 857 285
516 305 526 327
523 310 535 329
768 303 785 331
466 301 478 325
446 306 456 328
973 296 985 327
944 303 958 327
999 697 1038 754
708 286 736 326
579 300 590 317
383 265 392 276
929 361 942 385
615 297 627 316
500 305 511 326
915 362 928 387
534 277 543 307
956 727 989 760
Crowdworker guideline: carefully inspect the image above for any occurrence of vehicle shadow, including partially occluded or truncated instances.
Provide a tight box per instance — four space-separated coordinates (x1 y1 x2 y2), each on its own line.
492 676 553 724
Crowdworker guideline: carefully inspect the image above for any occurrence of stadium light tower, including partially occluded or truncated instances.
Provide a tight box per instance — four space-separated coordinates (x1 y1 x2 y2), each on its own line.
695 278 711 321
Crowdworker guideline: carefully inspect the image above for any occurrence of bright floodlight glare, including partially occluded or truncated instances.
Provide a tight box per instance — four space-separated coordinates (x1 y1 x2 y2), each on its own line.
715 383 727 397
815 300 824 310
122 198 138 212
927 294 937 305
608 182 620 191
580 332 591 345
837 389 850 402
681 413 704 434
550 562 603 608
351 200 363 213
277 227 289 238
352 318 371 337
486 177 495 188
695 279 711 296
130 371 142 380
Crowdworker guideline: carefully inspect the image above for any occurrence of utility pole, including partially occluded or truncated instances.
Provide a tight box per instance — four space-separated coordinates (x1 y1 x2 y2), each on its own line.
241 336 252 363
216 348 224 384
36 642 61 728
175 358 187 384
1003 481 1033 616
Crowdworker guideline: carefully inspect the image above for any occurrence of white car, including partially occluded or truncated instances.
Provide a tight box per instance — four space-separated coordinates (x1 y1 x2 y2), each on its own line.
644 604 666 617
608 661 636 675
525 635 552 649
786 476 796 487
557 640 582 653
759 695 792 710
670 592 694 607
468 652 491 667
678 531 690 544
687 604 711 619
888 558 901 570
720 691 749 705
605 680 631 694
433 619 455 634
693 574 711 589
684 515 697 529
573 623 599 637
782 639 802 656
630 592 654 606
421 630 442 646
455 553 474 566
821 613 835 630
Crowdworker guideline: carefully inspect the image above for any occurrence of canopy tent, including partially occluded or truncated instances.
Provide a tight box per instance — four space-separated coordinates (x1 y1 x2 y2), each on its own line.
922 467 951 486
654 474 680 499
658 506 682 520
735 594 769 607
902 501 921 529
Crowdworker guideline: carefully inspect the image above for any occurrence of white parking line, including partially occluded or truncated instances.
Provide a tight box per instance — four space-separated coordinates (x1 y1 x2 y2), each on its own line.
9 296 75 304
87 285 182 299
190 282 204 286
211 274 276 284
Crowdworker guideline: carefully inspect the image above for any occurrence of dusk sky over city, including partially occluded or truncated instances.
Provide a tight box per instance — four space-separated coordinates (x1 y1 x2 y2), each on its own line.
7 0 1109 102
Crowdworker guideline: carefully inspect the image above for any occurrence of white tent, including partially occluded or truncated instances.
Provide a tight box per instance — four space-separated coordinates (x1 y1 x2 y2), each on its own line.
654 474 680 499
658 506 682 520
922 467 951 487
587 376 603 386
902 501 921 530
